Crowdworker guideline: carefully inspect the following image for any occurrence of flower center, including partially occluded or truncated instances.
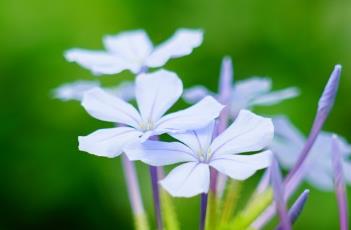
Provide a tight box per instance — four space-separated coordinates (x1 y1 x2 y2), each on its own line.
196 148 212 163
140 119 155 131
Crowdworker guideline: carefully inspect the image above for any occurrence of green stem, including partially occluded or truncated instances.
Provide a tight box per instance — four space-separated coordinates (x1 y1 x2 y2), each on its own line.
205 191 218 230
161 188 180 230
229 188 273 229
135 213 150 230
218 180 242 229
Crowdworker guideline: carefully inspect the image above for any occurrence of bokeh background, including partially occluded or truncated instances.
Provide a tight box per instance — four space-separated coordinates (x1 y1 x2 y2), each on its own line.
1 0 351 229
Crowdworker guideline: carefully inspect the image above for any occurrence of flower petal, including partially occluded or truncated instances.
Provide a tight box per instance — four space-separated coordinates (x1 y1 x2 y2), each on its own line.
271 116 305 169
79 127 142 158
64 49 129 75
342 161 351 185
210 110 274 155
160 162 210 197
169 121 215 154
155 96 224 134
82 88 141 128
106 81 135 101
125 140 197 166
305 167 334 191
183 85 213 104
146 29 203 68
250 87 300 106
135 70 183 122
209 150 272 180
53 80 100 101
229 77 270 115
103 30 153 73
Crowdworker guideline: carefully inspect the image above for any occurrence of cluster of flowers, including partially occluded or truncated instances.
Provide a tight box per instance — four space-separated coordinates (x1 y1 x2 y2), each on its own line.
55 29 349 230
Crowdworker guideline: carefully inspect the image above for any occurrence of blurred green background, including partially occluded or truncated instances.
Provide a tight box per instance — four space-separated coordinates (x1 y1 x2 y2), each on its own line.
1 0 351 229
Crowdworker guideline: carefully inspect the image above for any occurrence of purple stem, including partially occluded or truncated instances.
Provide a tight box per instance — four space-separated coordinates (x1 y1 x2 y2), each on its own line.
200 193 208 230
271 158 291 230
210 168 218 194
331 135 349 230
121 155 146 216
150 166 163 230
276 190 310 230
148 136 163 230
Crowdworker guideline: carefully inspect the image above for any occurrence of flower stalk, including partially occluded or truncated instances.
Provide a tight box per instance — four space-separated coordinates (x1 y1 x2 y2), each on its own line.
218 179 242 229
271 157 291 230
200 193 209 230
121 155 149 230
331 135 349 230
150 165 163 230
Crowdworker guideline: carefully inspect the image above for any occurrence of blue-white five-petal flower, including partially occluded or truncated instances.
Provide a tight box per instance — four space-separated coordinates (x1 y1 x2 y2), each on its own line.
184 77 299 117
271 116 351 191
65 29 203 75
125 110 274 197
78 69 224 158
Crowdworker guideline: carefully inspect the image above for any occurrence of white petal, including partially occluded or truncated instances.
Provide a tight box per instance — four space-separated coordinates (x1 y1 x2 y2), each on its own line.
146 29 203 68
209 150 272 180
79 127 142 158
315 132 351 157
82 88 141 128
342 161 351 185
271 116 305 169
105 81 135 101
125 141 197 166
65 49 129 75
160 162 210 197
273 116 305 146
305 167 334 191
210 110 274 155
169 121 215 154
183 85 214 104
135 70 183 122
103 30 153 73
231 77 271 114
235 77 271 97
250 87 300 106
155 96 224 134
53 80 100 101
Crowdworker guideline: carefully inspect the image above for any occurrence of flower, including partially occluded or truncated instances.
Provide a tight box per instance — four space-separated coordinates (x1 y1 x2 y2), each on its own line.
53 80 100 101
54 80 135 102
271 116 351 191
125 110 274 197
65 29 203 75
184 76 299 117
78 69 224 158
